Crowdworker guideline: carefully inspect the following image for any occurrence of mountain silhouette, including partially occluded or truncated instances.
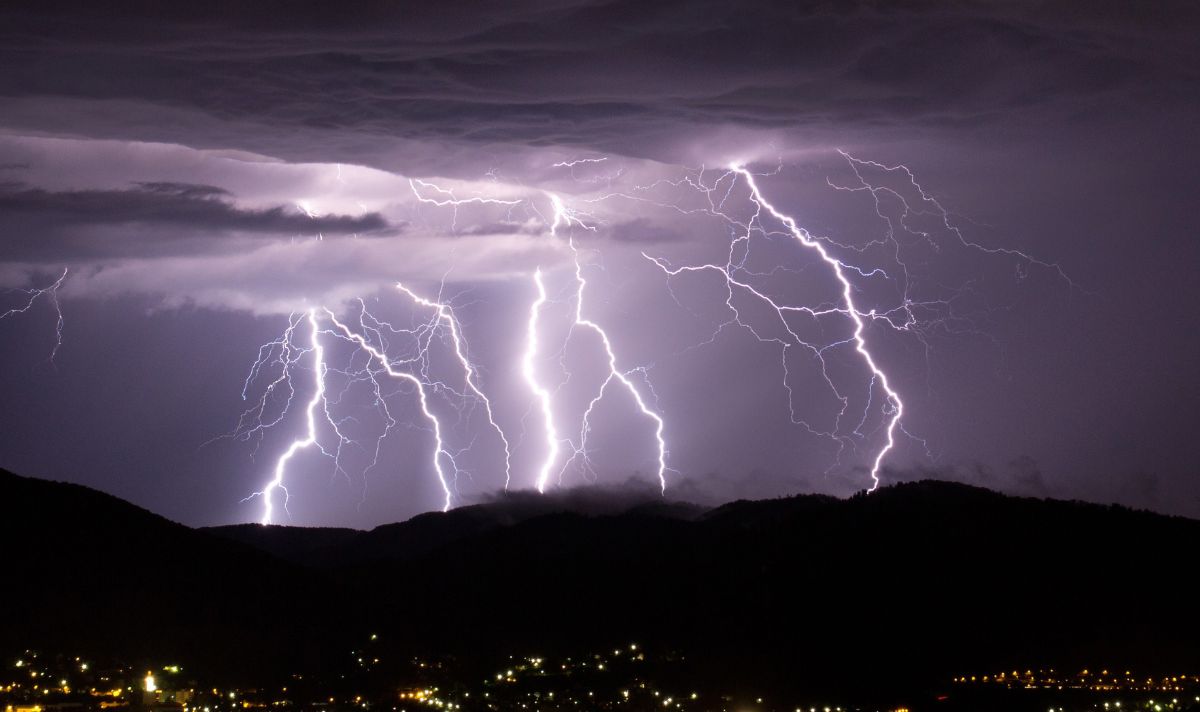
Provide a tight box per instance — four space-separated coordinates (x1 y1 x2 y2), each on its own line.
3 467 1197 699
0 467 350 680
205 487 706 567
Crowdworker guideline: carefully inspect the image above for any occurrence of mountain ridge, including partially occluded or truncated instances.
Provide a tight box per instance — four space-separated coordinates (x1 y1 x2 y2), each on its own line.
3 466 1198 696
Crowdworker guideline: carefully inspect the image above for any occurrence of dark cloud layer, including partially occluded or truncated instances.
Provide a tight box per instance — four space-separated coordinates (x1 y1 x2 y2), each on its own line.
0 181 394 260
0 1 1196 170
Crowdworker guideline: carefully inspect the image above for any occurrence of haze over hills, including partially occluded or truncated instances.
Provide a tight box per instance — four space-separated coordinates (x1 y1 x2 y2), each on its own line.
204 488 708 568
3 466 1198 697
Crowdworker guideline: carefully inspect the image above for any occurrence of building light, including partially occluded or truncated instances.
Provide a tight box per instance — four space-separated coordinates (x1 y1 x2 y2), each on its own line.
144 674 157 693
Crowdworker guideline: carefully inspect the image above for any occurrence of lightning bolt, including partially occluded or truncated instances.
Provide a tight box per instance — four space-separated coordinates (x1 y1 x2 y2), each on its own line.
634 163 909 491
829 150 1077 287
552 158 608 168
548 195 669 493
226 153 1067 521
238 176 527 518
227 171 527 520
627 152 1072 491
245 309 326 524
246 177 670 503
522 269 561 494
1 267 68 364
323 309 456 512
220 309 353 477
395 280 514 490
409 178 523 231
240 300 467 522
733 165 902 491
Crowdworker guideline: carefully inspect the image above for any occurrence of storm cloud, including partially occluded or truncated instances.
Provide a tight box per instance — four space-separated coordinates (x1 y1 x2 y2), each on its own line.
0 1 1195 173
0 181 395 260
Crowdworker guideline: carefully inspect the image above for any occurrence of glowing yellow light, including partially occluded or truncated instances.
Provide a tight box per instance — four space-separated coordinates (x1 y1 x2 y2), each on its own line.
144 674 156 693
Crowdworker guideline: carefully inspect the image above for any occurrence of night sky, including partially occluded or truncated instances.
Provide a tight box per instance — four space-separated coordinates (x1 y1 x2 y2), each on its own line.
0 1 1197 528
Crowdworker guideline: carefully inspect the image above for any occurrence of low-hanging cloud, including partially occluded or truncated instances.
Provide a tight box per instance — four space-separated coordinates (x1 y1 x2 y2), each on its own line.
0 181 396 261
